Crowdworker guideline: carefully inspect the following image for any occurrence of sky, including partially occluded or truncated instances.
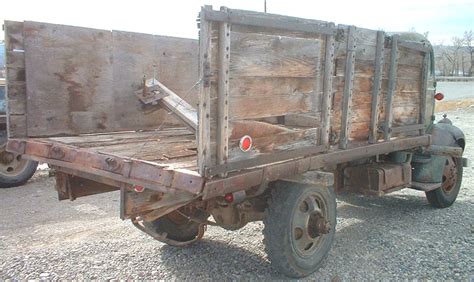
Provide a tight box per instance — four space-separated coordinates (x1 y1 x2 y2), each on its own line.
0 0 472 44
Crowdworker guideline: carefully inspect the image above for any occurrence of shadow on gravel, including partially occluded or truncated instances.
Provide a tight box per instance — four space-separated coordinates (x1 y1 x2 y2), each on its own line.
159 239 281 278
157 192 469 279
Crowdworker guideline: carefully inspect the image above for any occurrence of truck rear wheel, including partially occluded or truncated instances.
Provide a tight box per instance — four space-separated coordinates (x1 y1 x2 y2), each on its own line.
0 147 38 188
143 210 208 246
263 182 336 278
426 156 463 208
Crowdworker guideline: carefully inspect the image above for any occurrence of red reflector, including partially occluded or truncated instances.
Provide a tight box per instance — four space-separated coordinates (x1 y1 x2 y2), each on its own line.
224 193 234 203
434 92 444 101
134 185 145 193
239 135 252 152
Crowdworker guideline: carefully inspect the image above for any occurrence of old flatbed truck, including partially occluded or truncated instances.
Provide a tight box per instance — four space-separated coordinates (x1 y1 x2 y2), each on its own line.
4 7 468 278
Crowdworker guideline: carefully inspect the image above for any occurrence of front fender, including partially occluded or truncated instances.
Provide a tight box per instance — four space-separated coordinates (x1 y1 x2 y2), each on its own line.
428 123 466 150
412 123 466 183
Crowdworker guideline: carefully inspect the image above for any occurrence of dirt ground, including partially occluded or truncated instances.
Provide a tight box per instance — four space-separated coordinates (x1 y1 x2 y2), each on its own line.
1 109 473 280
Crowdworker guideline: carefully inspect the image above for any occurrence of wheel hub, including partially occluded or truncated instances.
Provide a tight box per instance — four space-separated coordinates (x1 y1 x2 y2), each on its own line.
292 194 331 255
308 212 331 238
442 157 458 193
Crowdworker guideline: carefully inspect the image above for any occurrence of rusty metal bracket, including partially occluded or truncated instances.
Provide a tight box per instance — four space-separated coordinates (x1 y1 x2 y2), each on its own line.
135 77 169 105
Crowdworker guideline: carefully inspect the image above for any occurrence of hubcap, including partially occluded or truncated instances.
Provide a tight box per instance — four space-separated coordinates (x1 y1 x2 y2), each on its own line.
0 149 29 177
442 157 458 194
292 193 331 256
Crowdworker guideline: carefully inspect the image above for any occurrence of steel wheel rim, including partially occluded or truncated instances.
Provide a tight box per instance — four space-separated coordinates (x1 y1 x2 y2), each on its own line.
0 150 29 177
441 157 458 194
291 192 331 257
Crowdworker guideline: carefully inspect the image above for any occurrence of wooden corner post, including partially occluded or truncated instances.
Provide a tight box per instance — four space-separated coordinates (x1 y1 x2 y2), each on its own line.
320 23 336 148
216 7 231 177
198 6 213 176
368 30 386 143
339 25 356 149
384 34 399 141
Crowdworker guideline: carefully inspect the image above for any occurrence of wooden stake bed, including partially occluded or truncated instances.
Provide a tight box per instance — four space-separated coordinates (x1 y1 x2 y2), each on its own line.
4 7 436 201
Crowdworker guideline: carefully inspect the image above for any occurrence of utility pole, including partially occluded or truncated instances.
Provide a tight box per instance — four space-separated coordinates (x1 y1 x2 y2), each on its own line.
264 0 267 13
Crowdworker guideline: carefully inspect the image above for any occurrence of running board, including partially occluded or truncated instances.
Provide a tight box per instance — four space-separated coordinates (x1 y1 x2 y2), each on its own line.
409 181 441 192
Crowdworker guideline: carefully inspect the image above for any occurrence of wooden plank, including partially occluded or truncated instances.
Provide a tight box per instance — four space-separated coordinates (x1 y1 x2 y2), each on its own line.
197 5 213 175
202 8 336 36
339 26 357 149
139 79 197 131
7 115 27 137
112 30 199 131
398 40 430 53
384 35 400 140
229 32 321 77
4 21 27 138
391 124 425 134
23 21 115 136
227 93 314 120
419 53 430 135
229 77 316 97
369 31 385 143
217 16 231 173
320 24 336 147
21 21 199 137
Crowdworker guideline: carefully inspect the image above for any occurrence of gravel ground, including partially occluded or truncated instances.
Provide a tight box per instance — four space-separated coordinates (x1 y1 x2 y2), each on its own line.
1 109 473 280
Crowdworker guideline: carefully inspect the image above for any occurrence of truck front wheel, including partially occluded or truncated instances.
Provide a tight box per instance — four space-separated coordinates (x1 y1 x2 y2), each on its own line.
263 182 336 278
426 156 463 208
0 148 38 188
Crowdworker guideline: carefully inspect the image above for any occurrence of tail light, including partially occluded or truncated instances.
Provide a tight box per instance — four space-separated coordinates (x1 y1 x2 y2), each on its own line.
434 93 444 101
239 135 252 152
134 185 145 192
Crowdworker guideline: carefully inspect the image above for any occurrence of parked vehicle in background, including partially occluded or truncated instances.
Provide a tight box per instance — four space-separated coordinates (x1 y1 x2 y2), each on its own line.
0 42 38 188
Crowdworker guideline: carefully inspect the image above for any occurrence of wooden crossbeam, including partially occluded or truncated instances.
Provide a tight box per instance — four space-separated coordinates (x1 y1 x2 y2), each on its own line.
135 78 197 132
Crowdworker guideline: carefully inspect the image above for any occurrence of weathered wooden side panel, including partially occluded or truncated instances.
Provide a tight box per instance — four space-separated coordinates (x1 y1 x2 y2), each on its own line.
20 21 198 137
4 21 27 138
112 31 199 130
199 8 428 176
24 22 115 136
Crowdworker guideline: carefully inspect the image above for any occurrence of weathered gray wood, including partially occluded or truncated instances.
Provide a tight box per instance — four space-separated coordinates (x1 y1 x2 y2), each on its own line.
202 8 336 36
391 124 424 134
398 40 430 53
112 30 199 131
229 32 321 77
21 22 199 137
226 93 314 120
24 21 115 136
320 24 335 147
217 15 231 175
4 21 27 138
339 26 357 149
368 31 385 143
419 53 430 135
138 79 198 132
384 35 400 140
198 5 213 175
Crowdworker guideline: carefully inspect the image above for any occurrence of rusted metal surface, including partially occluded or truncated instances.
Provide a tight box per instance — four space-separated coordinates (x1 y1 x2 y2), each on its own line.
344 162 411 196
55 171 119 201
282 171 334 187
203 135 430 199
6 138 204 195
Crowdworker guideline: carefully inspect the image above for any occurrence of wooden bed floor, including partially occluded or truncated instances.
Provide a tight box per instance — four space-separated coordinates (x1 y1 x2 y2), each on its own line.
40 127 198 171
